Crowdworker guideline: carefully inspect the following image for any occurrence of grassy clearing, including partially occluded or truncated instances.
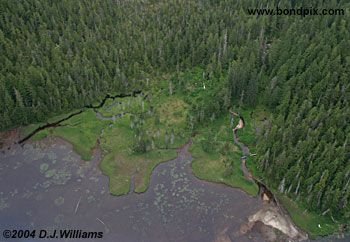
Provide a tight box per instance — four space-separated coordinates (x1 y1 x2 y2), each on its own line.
32 109 110 160
19 109 82 139
19 123 44 139
190 114 259 196
99 95 147 117
99 114 178 195
46 109 82 123
189 105 272 196
191 144 259 196
145 94 190 149
170 69 260 195
98 90 189 195
28 87 189 195
22 72 264 203
31 129 49 141
18 71 345 238
52 110 110 160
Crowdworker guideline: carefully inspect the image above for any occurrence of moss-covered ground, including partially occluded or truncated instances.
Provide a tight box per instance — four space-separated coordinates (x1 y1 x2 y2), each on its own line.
29 81 190 195
18 71 345 237
174 69 260 196
278 195 342 239
190 113 259 196
98 90 191 194
27 72 260 197
98 112 179 195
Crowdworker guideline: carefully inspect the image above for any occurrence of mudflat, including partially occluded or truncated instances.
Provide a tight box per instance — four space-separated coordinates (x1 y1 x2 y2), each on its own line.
0 138 264 242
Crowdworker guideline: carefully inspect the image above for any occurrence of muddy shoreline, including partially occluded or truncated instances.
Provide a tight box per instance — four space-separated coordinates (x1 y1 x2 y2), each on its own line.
0 111 348 241
0 137 266 242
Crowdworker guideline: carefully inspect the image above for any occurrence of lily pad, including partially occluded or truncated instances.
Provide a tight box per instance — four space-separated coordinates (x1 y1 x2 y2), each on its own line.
40 163 49 173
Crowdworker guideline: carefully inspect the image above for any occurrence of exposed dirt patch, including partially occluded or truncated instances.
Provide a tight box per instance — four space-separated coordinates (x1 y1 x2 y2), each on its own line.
214 227 232 242
247 205 308 241
0 128 20 150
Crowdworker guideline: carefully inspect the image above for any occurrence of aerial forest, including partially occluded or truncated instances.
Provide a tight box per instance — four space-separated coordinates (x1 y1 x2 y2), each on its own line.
1 0 349 223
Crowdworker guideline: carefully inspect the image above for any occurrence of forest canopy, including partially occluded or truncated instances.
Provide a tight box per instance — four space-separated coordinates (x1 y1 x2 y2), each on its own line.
1 0 349 223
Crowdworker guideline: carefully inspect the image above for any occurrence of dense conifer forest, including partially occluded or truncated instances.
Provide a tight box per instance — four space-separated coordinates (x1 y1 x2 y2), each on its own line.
1 0 349 226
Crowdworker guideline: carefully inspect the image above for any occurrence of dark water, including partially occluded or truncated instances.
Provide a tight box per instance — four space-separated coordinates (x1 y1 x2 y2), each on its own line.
0 139 348 242
0 139 265 242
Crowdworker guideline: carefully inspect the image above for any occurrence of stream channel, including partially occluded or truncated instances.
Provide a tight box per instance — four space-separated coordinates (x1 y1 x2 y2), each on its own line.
0 95 348 242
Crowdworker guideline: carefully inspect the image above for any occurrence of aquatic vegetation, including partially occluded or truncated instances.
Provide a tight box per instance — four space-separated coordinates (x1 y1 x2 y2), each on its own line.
40 163 49 173
54 196 65 206
45 169 56 178
0 197 9 211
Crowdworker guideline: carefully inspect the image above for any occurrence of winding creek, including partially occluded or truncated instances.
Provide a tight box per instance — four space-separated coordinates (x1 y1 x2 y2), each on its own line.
231 112 306 241
0 106 348 241
231 112 349 242
18 90 142 145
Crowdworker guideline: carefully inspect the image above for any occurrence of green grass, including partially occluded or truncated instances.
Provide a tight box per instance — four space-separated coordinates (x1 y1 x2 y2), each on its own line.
19 123 44 139
42 110 110 160
28 90 190 195
191 144 259 196
15 70 346 239
133 149 177 193
144 94 190 148
168 69 260 195
98 92 190 195
99 95 147 117
19 109 82 140
237 106 270 179
235 108 259 146
190 114 259 196
46 109 81 123
99 114 178 195
20 72 262 201
31 129 49 141
227 106 270 147
278 195 342 238
16 70 347 239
